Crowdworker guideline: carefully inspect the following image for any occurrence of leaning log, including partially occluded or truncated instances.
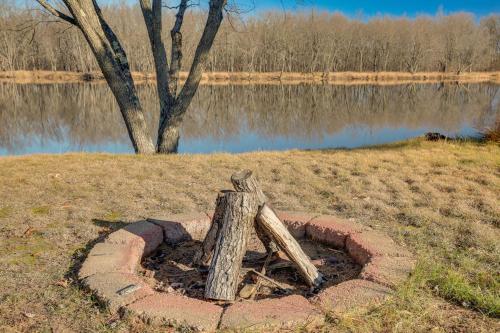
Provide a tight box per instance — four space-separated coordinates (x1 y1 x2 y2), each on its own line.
204 191 259 301
192 192 228 266
231 169 279 253
256 204 323 287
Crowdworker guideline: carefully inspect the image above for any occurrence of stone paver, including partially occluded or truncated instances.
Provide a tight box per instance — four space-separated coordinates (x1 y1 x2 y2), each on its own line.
275 210 316 239
361 256 416 288
313 279 391 313
306 215 368 248
346 230 412 265
82 272 154 312
105 220 163 256
219 295 324 330
147 212 211 245
78 242 143 279
127 293 223 332
79 214 416 331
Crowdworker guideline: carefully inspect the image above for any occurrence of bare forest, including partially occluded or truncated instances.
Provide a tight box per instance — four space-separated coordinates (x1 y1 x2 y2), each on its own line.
1 2 499 73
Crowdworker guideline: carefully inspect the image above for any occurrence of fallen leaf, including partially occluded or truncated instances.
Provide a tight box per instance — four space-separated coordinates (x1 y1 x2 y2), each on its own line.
54 279 69 288
22 227 34 238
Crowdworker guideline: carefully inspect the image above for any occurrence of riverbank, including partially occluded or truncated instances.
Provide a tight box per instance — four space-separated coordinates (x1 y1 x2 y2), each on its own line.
1 70 500 85
0 139 498 332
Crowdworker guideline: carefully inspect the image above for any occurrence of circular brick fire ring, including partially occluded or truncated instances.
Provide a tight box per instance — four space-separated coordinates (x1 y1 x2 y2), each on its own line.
79 212 415 331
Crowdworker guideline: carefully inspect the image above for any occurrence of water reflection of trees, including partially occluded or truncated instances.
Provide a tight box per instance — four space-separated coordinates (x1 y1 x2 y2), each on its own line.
0 83 498 152
184 83 499 140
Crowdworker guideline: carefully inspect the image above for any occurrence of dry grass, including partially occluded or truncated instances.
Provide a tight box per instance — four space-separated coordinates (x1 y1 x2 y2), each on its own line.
0 139 499 332
483 115 500 143
1 70 499 85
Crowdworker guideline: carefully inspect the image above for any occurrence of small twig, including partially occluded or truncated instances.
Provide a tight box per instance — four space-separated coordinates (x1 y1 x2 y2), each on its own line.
249 250 273 300
244 268 290 292
164 268 207 277
35 0 77 26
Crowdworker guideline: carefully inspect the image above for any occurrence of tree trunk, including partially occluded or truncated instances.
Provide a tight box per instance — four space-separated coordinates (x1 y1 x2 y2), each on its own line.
38 0 227 155
156 0 226 154
63 0 155 154
193 191 228 266
205 191 258 301
157 120 180 154
231 169 279 253
256 204 323 287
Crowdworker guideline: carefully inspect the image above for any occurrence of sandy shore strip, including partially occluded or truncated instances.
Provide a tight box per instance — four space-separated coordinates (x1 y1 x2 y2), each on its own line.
1 70 499 85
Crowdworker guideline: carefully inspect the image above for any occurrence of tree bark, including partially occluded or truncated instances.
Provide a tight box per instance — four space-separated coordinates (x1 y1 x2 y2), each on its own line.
256 204 323 287
231 169 279 253
156 0 227 153
204 191 258 301
57 0 155 154
193 191 228 266
38 0 227 155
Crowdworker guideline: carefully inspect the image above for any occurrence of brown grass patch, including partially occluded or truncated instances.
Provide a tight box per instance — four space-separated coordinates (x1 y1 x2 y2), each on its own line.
0 139 498 331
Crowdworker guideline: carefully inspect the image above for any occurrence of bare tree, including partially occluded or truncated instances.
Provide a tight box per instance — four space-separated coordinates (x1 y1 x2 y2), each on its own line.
34 0 226 154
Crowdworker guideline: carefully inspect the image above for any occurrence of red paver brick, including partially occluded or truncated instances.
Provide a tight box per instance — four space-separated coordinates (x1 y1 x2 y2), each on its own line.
148 212 211 245
346 230 412 265
127 293 223 332
105 221 163 256
313 279 391 313
78 242 143 279
306 215 368 248
275 210 316 239
361 256 416 288
219 295 324 330
82 272 154 313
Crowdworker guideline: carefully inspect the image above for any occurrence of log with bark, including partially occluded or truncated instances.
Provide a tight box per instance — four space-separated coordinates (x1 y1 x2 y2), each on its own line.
231 169 279 254
204 191 259 301
200 170 323 301
256 204 323 287
192 191 229 266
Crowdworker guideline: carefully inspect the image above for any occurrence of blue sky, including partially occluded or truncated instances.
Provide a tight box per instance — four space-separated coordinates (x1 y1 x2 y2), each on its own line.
240 0 500 18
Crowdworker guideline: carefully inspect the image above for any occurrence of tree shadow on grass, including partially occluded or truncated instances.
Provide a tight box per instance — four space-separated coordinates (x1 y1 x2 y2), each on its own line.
65 219 128 283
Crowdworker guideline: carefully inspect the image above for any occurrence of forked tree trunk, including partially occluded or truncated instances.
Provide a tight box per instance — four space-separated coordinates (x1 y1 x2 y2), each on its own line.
155 0 226 153
230 169 279 253
205 191 259 301
63 0 156 154
256 204 323 287
38 0 227 155
157 118 181 154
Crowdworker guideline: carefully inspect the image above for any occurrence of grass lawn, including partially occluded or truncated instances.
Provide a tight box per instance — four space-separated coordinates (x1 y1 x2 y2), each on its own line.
0 139 498 332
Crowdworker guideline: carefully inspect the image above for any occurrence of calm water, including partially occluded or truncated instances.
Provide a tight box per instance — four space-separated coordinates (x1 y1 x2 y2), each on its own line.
0 83 498 155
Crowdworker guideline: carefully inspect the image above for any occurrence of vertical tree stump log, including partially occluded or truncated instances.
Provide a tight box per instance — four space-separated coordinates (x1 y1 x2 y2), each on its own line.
192 192 228 266
204 191 259 301
231 169 279 254
256 204 324 287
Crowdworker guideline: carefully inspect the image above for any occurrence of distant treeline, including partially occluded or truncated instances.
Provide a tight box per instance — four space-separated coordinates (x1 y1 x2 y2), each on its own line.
1 2 499 73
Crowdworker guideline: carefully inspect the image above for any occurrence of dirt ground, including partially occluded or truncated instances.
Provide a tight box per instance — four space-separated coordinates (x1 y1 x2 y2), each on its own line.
0 139 498 332
140 237 361 302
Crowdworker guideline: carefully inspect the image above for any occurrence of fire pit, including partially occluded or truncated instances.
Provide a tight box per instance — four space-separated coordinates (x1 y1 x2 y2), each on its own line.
78 171 415 331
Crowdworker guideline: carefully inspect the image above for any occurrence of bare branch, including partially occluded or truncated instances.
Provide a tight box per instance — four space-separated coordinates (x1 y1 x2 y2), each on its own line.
169 0 188 96
35 0 77 26
164 0 226 125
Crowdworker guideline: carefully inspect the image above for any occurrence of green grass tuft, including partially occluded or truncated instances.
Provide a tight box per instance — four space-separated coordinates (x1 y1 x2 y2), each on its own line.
424 262 500 317
31 206 50 215
0 206 11 218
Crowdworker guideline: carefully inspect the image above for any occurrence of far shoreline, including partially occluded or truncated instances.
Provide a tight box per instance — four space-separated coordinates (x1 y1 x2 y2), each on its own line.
1 70 499 85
